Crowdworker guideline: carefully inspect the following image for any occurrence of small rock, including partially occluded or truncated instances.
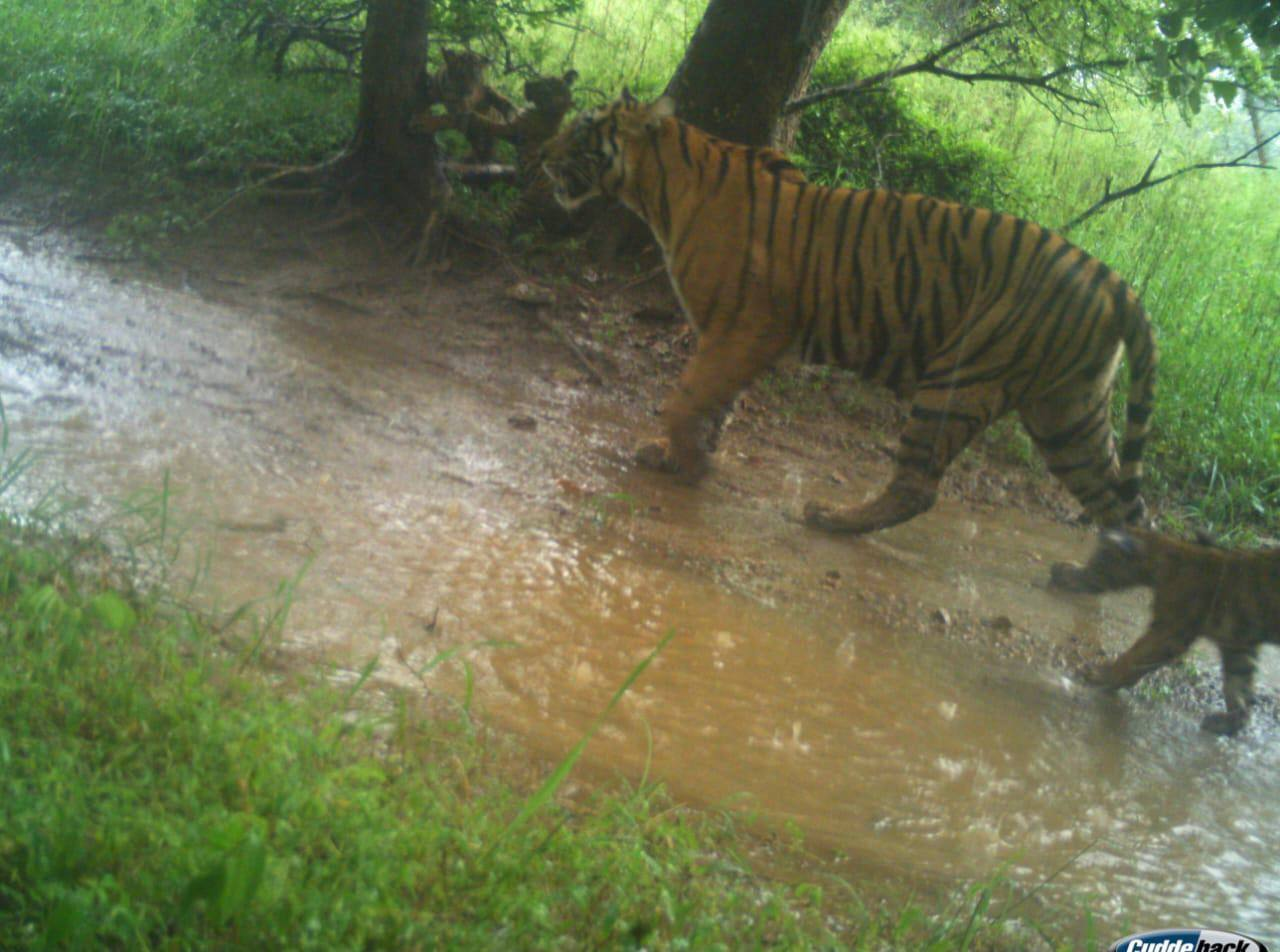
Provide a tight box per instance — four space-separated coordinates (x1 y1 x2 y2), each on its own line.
983 614 1014 633
631 306 680 325
507 413 537 431
505 281 555 306
550 366 589 387
932 607 951 627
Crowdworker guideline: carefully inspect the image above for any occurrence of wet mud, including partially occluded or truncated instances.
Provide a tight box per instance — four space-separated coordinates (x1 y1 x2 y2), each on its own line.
2 214 1277 940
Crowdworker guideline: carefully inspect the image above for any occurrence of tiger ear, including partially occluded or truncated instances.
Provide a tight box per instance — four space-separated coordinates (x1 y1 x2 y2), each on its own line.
620 87 638 107
1102 529 1140 555
563 69 578 86
1193 528 1219 547
648 95 676 124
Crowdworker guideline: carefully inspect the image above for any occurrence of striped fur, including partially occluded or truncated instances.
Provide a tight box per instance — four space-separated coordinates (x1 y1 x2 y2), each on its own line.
543 92 1158 535
1051 528 1280 735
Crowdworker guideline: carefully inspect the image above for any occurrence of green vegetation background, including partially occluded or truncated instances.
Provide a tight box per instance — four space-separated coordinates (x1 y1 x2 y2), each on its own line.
2 0 1277 532
2 1 1273 945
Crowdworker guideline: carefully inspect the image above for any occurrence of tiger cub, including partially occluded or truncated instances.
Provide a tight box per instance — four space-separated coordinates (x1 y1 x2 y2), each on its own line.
452 70 578 180
414 49 518 162
1051 527 1280 735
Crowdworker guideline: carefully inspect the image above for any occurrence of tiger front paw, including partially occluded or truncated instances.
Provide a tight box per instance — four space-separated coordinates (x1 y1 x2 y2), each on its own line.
1049 561 1095 592
1077 662 1123 690
633 438 708 483
803 501 855 533
1200 710 1247 736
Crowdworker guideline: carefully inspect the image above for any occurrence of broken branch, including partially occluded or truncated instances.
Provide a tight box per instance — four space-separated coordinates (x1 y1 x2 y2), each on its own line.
1060 130 1280 233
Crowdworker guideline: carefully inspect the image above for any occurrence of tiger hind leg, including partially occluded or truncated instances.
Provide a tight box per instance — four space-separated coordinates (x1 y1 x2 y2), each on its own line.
1023 386 1146 586
804 390 998 535
1020 387 1135 528
1202 644 1258 736
1084 618 1196 690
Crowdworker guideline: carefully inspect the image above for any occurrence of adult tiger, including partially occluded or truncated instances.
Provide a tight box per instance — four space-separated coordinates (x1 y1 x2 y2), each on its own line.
541 91 1158 535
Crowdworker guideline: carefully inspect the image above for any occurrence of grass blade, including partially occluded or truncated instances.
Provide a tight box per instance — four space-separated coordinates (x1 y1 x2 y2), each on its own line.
493 630 675 850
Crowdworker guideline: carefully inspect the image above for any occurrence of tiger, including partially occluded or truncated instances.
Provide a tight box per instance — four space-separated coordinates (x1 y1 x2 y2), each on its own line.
489 70 581 232
503 70 579 178
540 91 1158 537
1051 527 1280 736
413 49 518 162
445 68 576 181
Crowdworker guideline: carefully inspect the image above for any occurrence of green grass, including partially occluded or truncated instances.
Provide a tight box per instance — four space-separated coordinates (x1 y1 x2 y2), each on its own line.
0 517 808 949
0 0 352 219
0 499 1106 949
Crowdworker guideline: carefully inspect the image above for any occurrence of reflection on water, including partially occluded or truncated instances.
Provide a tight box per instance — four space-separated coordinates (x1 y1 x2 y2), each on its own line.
414 524 1280 935
2 235 1279 941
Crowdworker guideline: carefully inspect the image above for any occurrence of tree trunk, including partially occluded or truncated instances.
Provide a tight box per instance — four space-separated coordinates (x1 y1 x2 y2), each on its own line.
344 0 445 222
1247 93 1270 167
664 0 852 149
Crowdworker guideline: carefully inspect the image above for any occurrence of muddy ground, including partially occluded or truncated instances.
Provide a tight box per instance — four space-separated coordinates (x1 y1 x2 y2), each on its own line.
2 202 1277 941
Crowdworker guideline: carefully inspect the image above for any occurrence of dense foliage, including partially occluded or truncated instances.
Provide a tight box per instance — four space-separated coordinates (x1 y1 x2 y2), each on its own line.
194 0 583 74
796 45 1018 209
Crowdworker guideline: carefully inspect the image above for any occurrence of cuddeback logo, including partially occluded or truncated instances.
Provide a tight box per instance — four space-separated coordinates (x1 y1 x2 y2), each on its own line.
1109 931 1270 952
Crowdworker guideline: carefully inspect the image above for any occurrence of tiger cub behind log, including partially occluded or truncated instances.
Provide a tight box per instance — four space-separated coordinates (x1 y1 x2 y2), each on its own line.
1051 527 1280 735
415 49 518 161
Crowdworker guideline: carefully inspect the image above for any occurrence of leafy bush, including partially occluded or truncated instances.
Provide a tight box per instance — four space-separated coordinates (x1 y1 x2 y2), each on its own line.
795 44 1018 210
0 0 352 211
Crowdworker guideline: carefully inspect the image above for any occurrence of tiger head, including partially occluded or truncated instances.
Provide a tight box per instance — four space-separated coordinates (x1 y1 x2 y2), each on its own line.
541 90 675 211
523 69 578 117
1050 528 1153 593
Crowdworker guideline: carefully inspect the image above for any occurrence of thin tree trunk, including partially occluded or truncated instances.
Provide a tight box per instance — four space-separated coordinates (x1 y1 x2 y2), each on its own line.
664 0 852 149
1247 93 1270 168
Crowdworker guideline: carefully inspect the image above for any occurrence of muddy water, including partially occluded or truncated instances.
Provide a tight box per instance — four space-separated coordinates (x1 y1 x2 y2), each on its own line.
2 232 1278 940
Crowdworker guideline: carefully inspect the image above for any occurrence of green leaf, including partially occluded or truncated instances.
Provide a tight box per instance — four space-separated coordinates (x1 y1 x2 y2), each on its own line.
1212 80 1238 104
90 591 137 633
43 892 92 947
180 863 227 920
221 835 267 919
1249 9 1276 45
1157 12 1184 37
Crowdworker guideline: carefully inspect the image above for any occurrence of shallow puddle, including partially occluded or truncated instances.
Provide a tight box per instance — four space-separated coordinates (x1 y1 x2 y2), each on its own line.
2 233 1277 940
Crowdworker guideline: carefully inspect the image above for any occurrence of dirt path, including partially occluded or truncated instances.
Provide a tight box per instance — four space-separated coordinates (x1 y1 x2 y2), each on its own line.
2 211 1277 940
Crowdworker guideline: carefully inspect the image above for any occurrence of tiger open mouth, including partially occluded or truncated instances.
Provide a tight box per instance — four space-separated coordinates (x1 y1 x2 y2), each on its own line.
543 161 595 209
